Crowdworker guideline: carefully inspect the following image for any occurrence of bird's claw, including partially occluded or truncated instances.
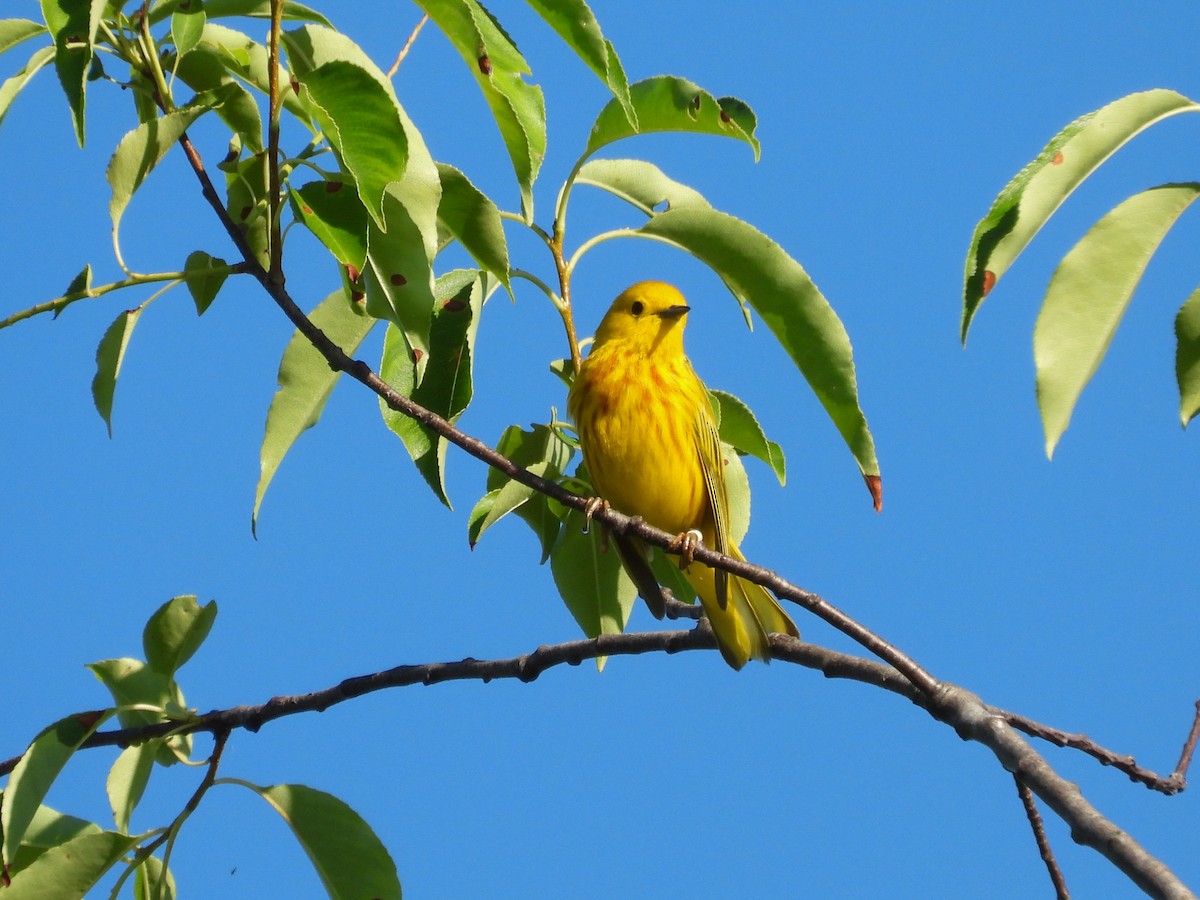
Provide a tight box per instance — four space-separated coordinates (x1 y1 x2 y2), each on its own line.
668 528 704 569
581 497 609 535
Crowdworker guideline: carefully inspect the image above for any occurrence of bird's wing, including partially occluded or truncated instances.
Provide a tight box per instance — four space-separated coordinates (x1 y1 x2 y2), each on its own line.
694 392 731 610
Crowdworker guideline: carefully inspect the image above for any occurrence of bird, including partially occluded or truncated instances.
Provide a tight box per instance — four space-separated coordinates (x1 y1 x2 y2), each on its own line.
567 280 799 669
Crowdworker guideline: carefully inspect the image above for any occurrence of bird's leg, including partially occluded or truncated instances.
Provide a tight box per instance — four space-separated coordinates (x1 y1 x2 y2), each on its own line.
668 528 704 570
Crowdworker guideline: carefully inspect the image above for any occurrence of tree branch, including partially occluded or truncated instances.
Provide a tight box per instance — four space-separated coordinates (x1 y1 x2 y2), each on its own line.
147 112 1198 900
1015 774 1071 899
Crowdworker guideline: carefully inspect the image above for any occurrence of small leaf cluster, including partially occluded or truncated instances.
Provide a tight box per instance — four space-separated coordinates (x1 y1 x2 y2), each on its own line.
1 597 400 899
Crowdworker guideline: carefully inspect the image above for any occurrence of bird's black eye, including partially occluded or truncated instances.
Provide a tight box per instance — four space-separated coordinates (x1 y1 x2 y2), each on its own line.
630 301 644 316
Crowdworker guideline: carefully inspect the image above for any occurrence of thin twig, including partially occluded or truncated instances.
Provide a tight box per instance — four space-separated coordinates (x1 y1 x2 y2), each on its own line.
1015 775 1071 899
1172 700 1200 784
387 15 429 78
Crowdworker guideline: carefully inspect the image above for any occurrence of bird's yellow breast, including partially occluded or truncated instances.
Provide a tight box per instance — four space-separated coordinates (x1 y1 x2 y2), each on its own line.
569 341 711 535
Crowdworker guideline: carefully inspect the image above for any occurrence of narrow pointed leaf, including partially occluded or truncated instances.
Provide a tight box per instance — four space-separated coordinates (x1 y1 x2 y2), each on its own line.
363 187 438 352
576 158 710 214
471 423 573 559
184 250 229 314
585 76 759 162
0 19 46 57
3 830 137 899
290 179 368 271
964 89 1200 341
171 1 207 57
106 743 156 834
709 389 785 485
551 509 636 647
143 594 218 676
435 162 510 289
254 290 377 532
523 0 634 128
0 45 55 131
231 782 401 900
225 151 270 268
380 270 486 506
636 206 881 505
1036 183 1200 456
1175 287 1200 427
2 712 115 869
415 0 546 218
282 26 408 229
92 305 144 438
4 805 102 878
107 86 235 237
40 0 98 145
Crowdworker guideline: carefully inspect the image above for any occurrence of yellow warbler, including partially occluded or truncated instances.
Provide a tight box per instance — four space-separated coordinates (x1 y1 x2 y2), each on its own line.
567 280 798 669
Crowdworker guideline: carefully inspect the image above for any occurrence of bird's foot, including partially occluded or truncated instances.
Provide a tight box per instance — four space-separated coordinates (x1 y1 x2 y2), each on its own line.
581 497 609 535
668 528 704 569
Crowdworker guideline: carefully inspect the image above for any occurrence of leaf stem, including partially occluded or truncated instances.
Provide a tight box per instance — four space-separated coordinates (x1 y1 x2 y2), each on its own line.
266 0 285 283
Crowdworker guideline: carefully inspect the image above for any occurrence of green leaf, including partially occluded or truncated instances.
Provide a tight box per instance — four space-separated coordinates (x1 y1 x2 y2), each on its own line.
92 305 144 438
0 45 55 132
1035 183 1200 457
1175 287 1200 427
184 250 229 314
636 206 881 503
282 26 409 230
290 179 369 271
576 158 710 214
709 389 785 485
133 854 177 900
57 262 91 319
171 0 206 57
550 509 636 658
523 0 634 128
415 0 546 218
380 270 487 506
363 187 439 351
963 89 1200 341
143 594 218 677
723 443 751 545
87 658 187 732
2 712 114 869
231 782 401 900
225 151 270 268
149 0 332 27
107 85 235 239
106 743 156 834
3 830 137 900
4 805 102 878
174 42 265 153
585 75 760 162
193 22 309 127
469 423 573 559
435 162 510 290
254 290 377 533
0 19 47 57
40 0 100 145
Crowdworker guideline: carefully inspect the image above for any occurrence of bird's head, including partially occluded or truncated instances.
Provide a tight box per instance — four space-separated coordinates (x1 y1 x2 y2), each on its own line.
591 281 691 356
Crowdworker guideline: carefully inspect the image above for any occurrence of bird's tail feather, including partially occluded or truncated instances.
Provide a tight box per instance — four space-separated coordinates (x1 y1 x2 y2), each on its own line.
686 546 799 669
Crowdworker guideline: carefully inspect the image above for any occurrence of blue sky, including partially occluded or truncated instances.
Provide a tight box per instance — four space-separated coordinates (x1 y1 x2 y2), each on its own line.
4 2 1200 897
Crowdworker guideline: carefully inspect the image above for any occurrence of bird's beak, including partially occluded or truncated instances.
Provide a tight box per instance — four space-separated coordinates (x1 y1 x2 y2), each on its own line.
658 304 691 319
